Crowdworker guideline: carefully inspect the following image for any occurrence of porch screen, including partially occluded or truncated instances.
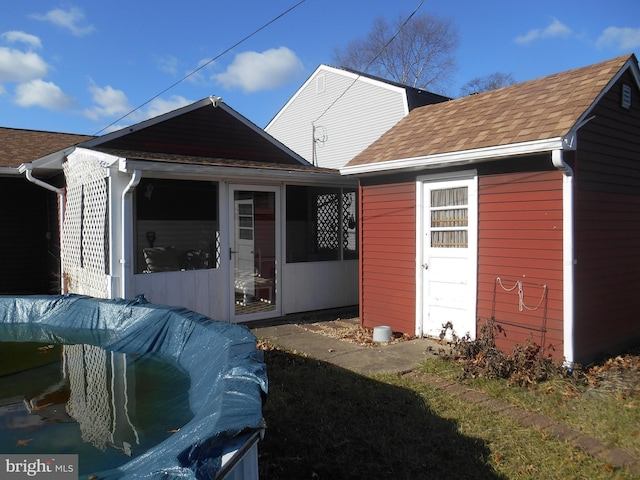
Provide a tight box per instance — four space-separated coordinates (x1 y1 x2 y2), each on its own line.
286 186 357 262
430 187 468 248
135 179 219 274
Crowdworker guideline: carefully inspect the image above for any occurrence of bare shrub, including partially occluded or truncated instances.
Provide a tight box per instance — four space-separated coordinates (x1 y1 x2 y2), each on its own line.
438 318 568 388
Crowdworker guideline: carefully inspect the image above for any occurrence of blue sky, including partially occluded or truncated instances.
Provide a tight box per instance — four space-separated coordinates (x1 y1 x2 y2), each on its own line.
1 0 639 135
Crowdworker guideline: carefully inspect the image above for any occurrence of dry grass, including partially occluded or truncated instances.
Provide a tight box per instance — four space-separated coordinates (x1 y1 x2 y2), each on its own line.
258 340 639 479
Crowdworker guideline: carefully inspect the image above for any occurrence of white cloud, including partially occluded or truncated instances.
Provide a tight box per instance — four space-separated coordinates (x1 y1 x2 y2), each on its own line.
93 95 194 133
184 58 216 85
30 6 95 37
0 47 48 82
515 18 573 45
156 55 179 75
1 31 42 49
214 47 303 93
597 26 640 51
84 82 192 128
83 84 131 120
14 79 74 109
130 95 193 122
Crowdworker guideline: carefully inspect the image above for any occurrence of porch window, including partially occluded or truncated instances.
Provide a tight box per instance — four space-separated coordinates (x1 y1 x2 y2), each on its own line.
134 179 219 273
286 185 358 262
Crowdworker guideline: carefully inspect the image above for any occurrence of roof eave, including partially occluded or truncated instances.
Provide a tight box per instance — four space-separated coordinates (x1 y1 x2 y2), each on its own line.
340 137 568 176
20 146 79 176
121 158 357 186
571 54 640 135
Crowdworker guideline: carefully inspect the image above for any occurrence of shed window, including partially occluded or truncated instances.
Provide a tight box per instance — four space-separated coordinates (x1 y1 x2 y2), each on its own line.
134 179 219 273
430 187 469 248
286 185 358 262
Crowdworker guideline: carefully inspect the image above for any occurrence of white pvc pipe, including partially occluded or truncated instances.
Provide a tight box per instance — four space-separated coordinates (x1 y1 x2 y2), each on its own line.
120 170 141 298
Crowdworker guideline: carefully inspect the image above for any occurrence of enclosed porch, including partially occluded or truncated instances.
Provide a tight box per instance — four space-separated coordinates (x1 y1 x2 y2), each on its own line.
62 148 358 324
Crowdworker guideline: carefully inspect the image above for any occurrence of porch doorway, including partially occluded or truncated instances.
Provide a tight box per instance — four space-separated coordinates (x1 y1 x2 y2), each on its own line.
419 174 477 339
230 186 279 320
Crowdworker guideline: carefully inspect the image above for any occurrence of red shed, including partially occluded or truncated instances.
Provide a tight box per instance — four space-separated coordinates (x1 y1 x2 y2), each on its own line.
341 54 640 365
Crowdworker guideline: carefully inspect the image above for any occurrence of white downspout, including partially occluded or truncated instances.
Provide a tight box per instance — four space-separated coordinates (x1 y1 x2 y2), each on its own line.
20 163 66 292
23 167 64 196
120 170 141 299
552 150 575 367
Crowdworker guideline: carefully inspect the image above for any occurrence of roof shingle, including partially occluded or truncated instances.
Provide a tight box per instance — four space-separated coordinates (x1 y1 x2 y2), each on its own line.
346 54 635 168
0 128 94 168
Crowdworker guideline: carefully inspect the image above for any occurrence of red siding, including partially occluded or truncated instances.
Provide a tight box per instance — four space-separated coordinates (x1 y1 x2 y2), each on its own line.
477 171 565 360
360 182 416 333
572 71 640 363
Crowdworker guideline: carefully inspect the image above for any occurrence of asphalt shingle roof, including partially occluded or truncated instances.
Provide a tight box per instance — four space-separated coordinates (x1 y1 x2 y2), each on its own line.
346 54 635 168
0 127 94 168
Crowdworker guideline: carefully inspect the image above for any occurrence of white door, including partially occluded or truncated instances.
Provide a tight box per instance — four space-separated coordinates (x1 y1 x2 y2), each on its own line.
234 198 255 292
419 174 477 339
230 186 279 321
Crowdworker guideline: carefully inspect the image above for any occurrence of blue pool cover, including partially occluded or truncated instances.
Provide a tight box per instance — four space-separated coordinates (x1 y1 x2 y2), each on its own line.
0 294 268 479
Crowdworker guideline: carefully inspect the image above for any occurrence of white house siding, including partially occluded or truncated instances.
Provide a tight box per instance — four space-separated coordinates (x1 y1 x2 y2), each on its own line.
266 66 409 170
132 269 226 320
131 260 358 323
282 260 358 313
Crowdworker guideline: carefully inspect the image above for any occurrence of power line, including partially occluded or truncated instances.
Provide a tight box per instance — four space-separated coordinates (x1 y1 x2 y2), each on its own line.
312 0 425 126
94 1 307 135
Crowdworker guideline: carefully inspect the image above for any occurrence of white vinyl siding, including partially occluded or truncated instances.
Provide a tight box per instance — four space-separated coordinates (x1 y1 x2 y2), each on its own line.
266 66 409 170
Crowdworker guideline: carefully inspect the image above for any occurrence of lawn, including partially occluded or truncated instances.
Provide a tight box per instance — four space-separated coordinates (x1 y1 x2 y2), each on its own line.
257 341 639 480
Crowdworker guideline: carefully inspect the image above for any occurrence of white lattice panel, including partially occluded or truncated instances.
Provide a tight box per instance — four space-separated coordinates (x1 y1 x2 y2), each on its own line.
62 154 109 298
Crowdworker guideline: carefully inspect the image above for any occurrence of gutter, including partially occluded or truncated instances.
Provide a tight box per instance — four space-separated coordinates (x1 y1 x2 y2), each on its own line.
341 137 566 176
0 167 22 176
120 158 356 186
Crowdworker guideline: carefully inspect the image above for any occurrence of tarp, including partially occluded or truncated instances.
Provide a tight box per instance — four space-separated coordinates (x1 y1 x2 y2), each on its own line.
0 294 268 479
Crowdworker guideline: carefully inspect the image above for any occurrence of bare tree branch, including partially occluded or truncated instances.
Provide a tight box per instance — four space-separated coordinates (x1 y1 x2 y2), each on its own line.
459 72 517 96
332 12 458 93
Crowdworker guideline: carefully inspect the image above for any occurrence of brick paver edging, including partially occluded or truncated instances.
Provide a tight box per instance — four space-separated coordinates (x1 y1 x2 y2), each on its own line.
405 371 640 476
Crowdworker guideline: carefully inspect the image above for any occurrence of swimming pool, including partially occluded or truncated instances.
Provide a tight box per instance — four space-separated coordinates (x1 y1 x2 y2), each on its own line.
0 294 267 479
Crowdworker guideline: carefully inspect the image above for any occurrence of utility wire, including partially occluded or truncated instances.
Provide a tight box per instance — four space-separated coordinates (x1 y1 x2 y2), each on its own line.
94 0 307 135
312 0 425 126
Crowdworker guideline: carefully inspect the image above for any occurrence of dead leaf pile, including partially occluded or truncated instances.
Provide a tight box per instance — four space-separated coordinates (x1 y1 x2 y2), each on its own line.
299 318 412 347
583 351 640 397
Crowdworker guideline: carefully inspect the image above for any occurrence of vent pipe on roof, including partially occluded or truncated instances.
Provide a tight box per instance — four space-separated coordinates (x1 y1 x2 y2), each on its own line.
210 96 223 107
